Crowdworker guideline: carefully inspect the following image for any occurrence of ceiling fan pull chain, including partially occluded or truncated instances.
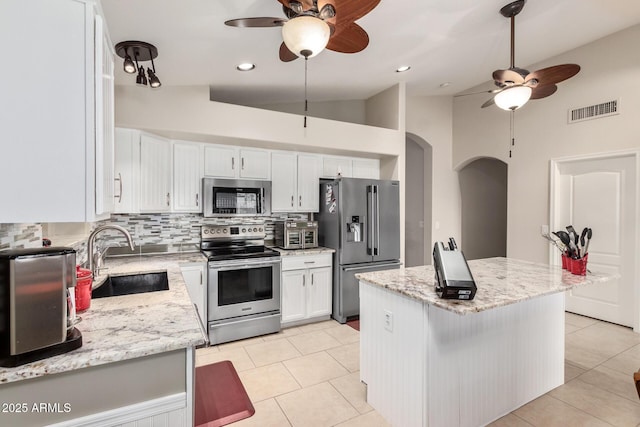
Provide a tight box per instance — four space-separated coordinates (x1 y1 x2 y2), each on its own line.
509 110 515 158
304 56 308 128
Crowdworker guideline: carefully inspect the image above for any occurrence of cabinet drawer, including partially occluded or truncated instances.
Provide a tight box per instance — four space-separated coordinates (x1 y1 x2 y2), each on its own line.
281 253 332 271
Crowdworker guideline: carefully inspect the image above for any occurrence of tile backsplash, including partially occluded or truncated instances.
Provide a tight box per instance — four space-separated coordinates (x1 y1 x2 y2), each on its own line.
1 211 309 264
0 223 43 250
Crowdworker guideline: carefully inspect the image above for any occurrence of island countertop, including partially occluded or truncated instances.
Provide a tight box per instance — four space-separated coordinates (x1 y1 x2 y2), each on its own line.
356 257 619 315
0 253 207 384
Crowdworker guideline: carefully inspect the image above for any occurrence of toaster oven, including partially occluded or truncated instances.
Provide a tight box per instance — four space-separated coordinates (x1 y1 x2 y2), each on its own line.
275 220 318 250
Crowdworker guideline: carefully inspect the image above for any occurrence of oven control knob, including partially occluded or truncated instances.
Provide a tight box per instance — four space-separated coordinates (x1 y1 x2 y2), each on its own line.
259 227 263 232
253 227 257 232
241 228 246 232
223 229 227 234
216 229 221 234
203 229 209 234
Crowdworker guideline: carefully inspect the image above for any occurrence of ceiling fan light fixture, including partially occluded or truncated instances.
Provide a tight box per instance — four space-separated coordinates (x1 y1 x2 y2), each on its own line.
494 85 532 111
282 16 330 58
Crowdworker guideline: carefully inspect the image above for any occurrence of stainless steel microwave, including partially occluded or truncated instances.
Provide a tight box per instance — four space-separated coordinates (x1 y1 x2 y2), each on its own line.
202 178 271 217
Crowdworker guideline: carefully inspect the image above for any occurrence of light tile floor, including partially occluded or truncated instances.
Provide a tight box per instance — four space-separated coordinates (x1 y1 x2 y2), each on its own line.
195 313 640 427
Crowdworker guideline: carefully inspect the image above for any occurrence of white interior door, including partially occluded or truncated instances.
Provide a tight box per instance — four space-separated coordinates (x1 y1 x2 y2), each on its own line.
551 153 638 328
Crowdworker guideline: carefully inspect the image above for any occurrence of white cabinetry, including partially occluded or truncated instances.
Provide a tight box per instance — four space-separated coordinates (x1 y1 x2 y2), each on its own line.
139 134 172 212
181 263 207 328
173 142 203 212
281 253 332 325
0 0 114 222
271 152 321 213
204 145 269 179
113 128 140 213
322 156 380 179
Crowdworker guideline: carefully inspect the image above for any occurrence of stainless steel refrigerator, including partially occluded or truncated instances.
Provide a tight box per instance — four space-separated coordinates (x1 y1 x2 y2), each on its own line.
318 178 401 323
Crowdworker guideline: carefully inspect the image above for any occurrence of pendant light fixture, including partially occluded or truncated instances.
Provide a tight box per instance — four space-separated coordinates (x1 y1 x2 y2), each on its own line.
115 41 161 89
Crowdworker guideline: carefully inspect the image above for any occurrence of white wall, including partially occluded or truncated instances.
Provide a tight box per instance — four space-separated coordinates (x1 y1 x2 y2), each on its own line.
240 99 367 125
406 95 460 248
452 24 640 263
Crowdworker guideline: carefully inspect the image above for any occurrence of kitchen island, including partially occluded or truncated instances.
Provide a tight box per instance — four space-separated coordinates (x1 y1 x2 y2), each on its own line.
356 257 618 427
0 253 207 427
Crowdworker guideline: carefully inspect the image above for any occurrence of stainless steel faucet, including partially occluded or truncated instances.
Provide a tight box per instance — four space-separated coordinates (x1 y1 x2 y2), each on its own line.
87 224 135 277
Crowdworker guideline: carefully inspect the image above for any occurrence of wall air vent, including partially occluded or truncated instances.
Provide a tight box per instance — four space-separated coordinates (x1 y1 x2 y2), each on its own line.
568 99 619 124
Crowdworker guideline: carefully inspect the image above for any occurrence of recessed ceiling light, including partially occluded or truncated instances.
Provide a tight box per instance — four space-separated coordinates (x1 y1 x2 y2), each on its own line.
236 63 255 71
396 66 411 73
439 82 451 88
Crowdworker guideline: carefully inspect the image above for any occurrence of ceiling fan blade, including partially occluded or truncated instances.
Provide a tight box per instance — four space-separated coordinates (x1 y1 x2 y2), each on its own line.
526 64 580 86
225 17 286 28
279 42 299 62
530 84 557 100
334 0 380 26
481 97 496 108
326 22 368 53
492 69 525 85
454 89 500 98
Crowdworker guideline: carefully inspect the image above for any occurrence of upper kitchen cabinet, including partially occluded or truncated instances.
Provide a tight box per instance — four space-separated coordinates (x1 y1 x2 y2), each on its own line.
139 134 172 212
0 0 115 223
204 145 270 180
322 156 380 179
114 129 172 213
271 152 321 213
173 141 203 212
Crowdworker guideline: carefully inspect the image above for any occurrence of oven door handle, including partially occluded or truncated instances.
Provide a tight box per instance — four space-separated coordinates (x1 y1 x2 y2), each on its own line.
210 260 281 271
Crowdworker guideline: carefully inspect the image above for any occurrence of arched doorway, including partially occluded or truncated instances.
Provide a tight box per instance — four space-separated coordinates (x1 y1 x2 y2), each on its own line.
405 133 433 267
458 157 508 260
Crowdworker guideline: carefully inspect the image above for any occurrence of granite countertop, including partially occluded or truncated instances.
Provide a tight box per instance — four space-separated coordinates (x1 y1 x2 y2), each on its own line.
0 253 208 384
356 257 619 315
270 246 336 256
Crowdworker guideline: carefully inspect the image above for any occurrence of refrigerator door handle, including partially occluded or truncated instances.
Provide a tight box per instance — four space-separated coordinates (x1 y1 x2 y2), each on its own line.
343 261 402 272
367 185 374 255
374 185 380 256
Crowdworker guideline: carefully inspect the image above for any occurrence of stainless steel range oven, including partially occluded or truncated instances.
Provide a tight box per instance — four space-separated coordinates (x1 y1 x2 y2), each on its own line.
201 224 281 345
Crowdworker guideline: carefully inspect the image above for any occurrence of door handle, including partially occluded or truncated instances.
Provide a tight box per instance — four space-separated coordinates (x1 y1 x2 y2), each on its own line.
367 186 374 255
114 173 122 203
343 262 402 272
375 185 380 256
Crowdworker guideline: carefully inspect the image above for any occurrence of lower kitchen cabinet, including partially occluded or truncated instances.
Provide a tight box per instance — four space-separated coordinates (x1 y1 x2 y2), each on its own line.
281 253 332 325
181 263 207 328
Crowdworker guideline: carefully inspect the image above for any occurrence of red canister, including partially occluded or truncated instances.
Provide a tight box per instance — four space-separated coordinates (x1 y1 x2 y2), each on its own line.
75 265 93 313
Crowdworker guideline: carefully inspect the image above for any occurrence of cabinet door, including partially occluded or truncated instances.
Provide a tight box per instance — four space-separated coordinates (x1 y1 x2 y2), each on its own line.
204 145 237 177
173 142 202 212
281 270 307 323
322 156 353 178
239 149 270 179
271 152 297 212
114 128 140 213
181 264 207 328
297 154 321 212
94 13 115 217
307 267 332 318
139 134 172 212
352 158 380 179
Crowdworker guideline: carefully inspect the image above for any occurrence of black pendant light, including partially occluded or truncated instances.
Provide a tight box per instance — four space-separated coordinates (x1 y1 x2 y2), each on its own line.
115 41 161 89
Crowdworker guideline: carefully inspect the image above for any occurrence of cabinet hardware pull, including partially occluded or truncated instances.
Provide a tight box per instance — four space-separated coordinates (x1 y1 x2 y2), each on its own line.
167 192 170 206
291 195 294 207
114 173 122 203
311 274 314 285
303 275 305 286
242 158 245 170
200 271 203 285
196 193 199 207
299 195 302 207
232 157 235 170
304 261 315 264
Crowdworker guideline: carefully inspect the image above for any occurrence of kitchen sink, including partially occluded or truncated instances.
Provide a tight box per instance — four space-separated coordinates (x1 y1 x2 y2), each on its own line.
92 272 169 298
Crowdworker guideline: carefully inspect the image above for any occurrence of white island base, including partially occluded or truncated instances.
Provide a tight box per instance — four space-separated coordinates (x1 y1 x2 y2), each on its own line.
360 283 565 427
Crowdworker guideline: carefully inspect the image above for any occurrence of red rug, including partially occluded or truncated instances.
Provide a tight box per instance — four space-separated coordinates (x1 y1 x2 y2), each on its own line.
346 319 360 331
195 360 255 427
